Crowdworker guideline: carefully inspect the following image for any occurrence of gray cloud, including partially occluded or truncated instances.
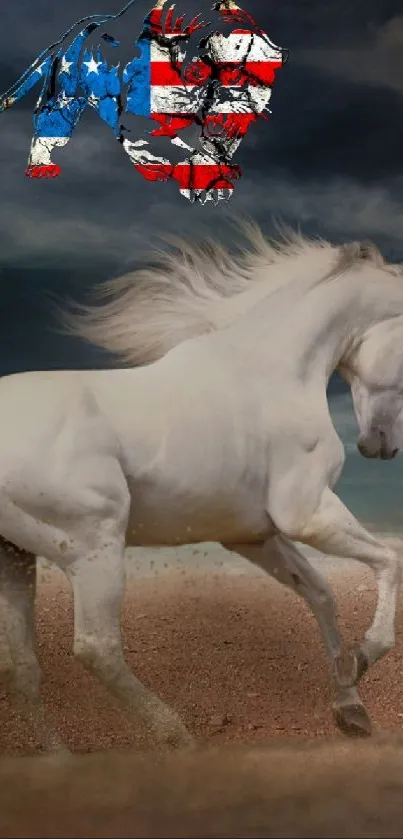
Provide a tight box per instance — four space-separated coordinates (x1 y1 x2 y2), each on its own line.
298 15 403 93
2 163 402 268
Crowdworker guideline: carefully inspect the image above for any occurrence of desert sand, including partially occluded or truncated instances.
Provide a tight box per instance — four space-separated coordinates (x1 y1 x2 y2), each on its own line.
1 542 403 836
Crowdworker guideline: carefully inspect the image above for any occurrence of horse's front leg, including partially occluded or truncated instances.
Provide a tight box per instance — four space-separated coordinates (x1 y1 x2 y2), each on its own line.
224 536 371 737
271 486 402 691
65 537 193 750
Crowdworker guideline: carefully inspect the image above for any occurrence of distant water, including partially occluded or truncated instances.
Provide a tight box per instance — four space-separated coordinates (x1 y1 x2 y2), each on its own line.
330 393 403 535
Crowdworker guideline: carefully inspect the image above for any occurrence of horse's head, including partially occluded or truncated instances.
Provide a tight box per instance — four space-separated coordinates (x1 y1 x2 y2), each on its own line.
338 244 403 459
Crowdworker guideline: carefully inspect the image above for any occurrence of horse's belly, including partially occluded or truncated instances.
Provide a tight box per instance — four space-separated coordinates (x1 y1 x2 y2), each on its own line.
125 482 270 546
121 388 270 546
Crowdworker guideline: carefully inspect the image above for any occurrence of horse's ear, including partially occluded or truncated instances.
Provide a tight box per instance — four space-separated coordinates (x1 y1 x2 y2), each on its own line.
357 242 372 259
358 241 383 265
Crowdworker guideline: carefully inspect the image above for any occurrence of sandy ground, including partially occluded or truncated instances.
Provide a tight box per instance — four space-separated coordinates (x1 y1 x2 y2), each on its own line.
2 543 403 836
3 737 403 838
1 543 403 751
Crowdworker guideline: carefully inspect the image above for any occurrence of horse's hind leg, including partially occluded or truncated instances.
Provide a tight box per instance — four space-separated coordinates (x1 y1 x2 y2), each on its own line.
0 539 63 752
65 543 193 750
224 536 372 737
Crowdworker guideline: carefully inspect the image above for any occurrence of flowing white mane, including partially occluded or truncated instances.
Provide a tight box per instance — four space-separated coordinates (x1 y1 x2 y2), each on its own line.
61 220 393 366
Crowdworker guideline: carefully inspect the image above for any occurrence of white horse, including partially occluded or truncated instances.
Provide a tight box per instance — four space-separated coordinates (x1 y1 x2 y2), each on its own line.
1 223 403 753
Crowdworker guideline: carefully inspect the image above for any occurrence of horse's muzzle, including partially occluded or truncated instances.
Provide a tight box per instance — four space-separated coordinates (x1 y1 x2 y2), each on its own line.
357 433 399 460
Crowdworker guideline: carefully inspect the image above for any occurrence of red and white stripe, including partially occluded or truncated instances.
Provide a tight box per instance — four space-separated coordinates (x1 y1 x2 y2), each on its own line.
138 3 284 200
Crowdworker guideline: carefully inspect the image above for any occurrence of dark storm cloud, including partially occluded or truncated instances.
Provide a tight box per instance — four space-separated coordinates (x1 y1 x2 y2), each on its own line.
0 0 402 377
299 14 403 93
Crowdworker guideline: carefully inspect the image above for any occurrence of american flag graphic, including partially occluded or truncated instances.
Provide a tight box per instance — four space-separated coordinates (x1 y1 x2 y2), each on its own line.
0 0 287 204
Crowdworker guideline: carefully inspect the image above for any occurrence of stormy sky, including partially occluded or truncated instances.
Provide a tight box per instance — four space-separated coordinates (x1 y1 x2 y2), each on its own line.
1 0 403 529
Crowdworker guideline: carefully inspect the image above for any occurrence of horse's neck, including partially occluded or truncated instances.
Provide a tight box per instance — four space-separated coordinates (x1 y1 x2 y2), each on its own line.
212 250 336 330
224 270 396 386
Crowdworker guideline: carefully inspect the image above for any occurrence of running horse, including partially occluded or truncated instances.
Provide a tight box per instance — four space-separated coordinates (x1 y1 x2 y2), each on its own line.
0 224 402 751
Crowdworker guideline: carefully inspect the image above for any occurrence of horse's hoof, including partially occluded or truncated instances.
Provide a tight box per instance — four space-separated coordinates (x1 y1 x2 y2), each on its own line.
165 729 195 750
332 701 372 738
153 719 195 751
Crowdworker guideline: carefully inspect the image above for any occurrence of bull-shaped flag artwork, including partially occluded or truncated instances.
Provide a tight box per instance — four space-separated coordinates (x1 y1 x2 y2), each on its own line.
0 0 288 204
